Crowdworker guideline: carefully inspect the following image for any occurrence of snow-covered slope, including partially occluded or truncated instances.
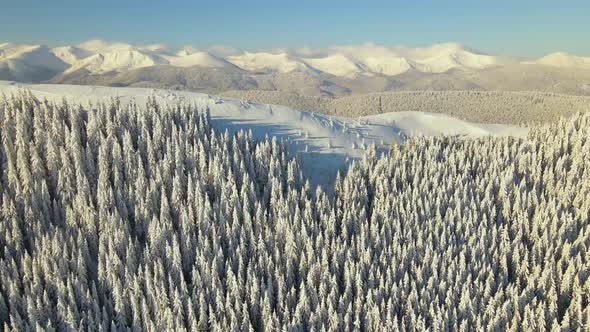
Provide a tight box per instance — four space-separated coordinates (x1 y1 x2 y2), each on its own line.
226 52 313 73
0 44 69 81
299 42 512 76
361 55 415 76
219 42 512 77
0 44 68 71
417 51 500 73
64 49 169 74
68 41 237 73
66 41 506 76
303 54 364 77
165 50 235 68
528 52 590 69
0 81 527 186
362 112 525 137
50 46 93 65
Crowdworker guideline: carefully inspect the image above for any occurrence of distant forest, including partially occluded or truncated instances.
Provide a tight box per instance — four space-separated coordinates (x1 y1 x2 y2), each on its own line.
0 94 588 331
222 90 590 125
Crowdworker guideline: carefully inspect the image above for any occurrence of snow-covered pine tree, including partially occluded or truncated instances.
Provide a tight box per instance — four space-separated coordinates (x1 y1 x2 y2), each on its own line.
0 93 589 331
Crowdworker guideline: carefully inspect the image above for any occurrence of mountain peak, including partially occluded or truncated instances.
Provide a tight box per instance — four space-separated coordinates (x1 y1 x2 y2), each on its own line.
226 52 311 73
532 52 590 69
2 40 590 85
168 50 233 68
78 39 133 52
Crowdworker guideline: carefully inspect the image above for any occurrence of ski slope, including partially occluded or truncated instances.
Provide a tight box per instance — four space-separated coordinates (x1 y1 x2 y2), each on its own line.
0 81 528 187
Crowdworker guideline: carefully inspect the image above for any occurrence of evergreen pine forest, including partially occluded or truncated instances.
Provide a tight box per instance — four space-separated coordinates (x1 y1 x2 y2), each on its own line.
0 93 589 331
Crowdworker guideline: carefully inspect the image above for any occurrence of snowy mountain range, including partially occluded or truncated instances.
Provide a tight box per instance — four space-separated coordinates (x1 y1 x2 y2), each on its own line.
2 40 590 96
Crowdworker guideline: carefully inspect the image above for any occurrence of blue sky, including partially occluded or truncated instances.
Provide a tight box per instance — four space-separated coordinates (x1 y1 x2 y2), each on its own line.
1 0 589 57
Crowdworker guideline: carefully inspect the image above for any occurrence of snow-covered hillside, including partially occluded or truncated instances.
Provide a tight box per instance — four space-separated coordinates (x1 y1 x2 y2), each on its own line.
50 46 94 65
527 52 590 69
302 42 513 76
302 54 364 77
0 81 527 186
63 49 169 74
226 52 314 73
166 51 235 68
223 42 512 77
0 43 69 81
